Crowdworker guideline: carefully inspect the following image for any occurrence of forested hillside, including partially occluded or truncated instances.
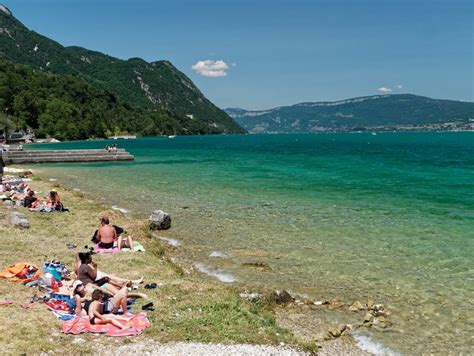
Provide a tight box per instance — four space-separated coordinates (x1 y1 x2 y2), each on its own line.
0 60 226 140
0 5 244 139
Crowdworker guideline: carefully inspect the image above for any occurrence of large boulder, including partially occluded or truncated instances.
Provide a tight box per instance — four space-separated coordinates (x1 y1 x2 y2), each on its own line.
9 212 30 228
149 210 171 230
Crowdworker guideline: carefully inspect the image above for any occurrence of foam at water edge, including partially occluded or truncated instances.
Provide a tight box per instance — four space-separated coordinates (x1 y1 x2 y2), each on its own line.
112 205 130 214
209 251 227 258
194 263 236 283
353 333 400 356
158 237 181 247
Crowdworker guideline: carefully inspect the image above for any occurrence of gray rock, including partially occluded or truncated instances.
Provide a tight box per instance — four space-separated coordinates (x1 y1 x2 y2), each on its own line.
9 212 30 228
149 210 171 230
327 324 346 338
3 200 13 207
269 290 294 305
239 292 265 301
348 300 365 311
363 312 373 323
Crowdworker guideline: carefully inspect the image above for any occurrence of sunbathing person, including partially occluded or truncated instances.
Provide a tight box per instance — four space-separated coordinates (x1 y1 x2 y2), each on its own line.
87 289 131 329
97 216 133 251
74 252 143 289
13 182 29 194
23 190 40 208
72 280 88 315
46 190 61 210
9 183 31 200
96 216 117 249
72 280 131 319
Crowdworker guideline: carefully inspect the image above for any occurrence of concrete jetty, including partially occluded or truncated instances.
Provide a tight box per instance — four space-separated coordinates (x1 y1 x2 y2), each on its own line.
2 149 134 164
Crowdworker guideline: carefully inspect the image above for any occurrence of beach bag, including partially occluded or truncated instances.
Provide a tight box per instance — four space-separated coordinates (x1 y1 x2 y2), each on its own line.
55 202 69 212
38 273 61 293
43 260 66 281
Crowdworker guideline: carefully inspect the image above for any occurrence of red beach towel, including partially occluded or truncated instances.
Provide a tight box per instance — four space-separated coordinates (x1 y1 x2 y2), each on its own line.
62 312 150 336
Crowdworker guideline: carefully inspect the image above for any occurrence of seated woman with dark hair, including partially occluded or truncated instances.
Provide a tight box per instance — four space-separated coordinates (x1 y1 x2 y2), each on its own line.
46 190 62 210
23 190 40 208
75 253 144 297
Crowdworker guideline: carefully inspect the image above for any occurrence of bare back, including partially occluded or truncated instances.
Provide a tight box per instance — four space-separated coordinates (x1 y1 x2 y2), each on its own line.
97 224 117 244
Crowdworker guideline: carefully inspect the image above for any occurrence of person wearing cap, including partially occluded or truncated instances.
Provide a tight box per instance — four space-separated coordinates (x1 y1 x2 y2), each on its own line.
71 280 87 315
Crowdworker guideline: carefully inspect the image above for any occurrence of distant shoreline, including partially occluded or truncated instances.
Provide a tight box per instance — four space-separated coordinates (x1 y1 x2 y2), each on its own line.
19 129 473 145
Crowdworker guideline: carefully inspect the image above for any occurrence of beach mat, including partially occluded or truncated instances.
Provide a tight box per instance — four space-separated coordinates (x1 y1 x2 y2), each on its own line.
95 244 119 254
62 312 150 336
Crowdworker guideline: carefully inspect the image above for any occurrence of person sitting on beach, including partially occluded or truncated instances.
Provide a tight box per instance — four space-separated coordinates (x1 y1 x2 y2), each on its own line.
78 288 131 329
75 252 147 300
97 216 117 249
72 280 131 318
23 190 39 208
46 190 61 210
74 252 143 289
97 216 133 251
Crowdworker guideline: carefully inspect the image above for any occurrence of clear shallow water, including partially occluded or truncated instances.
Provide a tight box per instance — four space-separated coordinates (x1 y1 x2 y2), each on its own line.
29 132 473 354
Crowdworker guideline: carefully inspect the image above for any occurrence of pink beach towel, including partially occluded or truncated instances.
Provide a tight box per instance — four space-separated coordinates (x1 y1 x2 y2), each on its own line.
62 312 150 336
95 243 119 254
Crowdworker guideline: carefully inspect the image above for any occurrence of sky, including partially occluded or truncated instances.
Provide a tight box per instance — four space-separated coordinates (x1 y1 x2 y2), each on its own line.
4 0 473 110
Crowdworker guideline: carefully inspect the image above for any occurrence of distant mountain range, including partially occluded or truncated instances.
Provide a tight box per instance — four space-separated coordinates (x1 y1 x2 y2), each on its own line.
0 4 244 139
226 94 474 133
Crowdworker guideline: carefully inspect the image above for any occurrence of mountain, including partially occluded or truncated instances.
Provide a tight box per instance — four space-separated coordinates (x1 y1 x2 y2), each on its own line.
0 4 245 138
0 59 199 140
226 94 474 133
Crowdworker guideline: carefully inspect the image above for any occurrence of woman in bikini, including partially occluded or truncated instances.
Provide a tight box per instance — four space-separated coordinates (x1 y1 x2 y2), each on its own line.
46 190 61 209
74 253 143 291
84 289 131 329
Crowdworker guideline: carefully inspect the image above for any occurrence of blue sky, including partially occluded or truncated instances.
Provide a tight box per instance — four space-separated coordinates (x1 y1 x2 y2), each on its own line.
5 0 473 109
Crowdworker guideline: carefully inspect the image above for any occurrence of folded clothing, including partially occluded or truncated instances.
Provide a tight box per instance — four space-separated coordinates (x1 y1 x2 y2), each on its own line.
0 262 41 283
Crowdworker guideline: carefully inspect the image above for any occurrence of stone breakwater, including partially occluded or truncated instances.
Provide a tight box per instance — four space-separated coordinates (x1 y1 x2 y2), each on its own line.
2 149 134 164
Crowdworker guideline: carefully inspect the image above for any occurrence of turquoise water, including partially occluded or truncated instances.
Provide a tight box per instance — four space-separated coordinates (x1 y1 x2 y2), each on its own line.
29 132 473 354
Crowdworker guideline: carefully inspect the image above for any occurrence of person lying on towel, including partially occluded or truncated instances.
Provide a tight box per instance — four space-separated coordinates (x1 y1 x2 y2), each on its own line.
72 281 131 329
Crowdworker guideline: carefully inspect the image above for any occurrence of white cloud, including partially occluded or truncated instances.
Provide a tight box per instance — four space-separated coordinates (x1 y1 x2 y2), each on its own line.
395 84 403 89
377 86 392 93
191 60 230 77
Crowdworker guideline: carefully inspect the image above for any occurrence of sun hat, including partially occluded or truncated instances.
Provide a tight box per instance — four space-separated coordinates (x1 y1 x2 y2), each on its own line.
72 280 83 292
